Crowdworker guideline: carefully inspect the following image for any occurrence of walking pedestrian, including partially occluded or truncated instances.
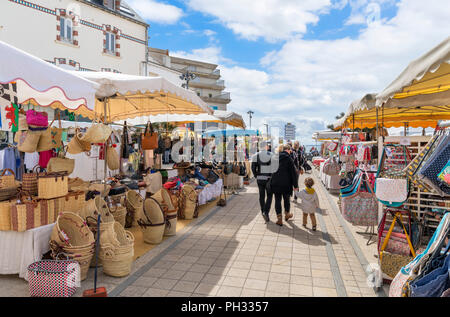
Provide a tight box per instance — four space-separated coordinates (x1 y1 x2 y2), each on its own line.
292 141 304 202
268 144 299 226
251 143 275 223
295 177 320 231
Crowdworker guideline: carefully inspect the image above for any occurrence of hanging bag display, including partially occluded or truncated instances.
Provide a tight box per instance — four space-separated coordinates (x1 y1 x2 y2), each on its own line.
106 139 120 171
37 113 64 152
341 171 378 226
47 146 75 175
375 144 411 207
26 109 48 127
81 123 113 144
17 130 42 153
323 156 340 176
379 210 416 280
67 128 92 154
141 121 158 150
327 141 338 152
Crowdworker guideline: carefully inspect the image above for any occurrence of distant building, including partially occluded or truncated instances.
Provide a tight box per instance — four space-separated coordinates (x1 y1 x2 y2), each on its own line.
148 47 232 131
284 123 296 141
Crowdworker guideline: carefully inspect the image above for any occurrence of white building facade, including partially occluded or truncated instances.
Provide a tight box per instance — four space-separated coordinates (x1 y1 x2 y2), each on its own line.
0 0 148 75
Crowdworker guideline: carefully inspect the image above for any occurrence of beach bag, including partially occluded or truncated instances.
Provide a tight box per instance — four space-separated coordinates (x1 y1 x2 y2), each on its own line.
138 197 166 244
26 110 48 127
323 157 340 176
124 190 144 228
327 141 338 152
37 113 63 152
38 172 69 199
67 128 91 154
62 191 86 215
375 144 411 207
10 191 44 232
179 184 198 220
22 165 46 196
27 255 80 297
106 141 120 171
378 209 413 256
341 172 378 226
144 172 162 195
0 168 16 188
152 188 178 237
81 123 112 144
379 210 416 280
18 112 28 131
142 122 158 150
47 147 75 174
17 130 41 153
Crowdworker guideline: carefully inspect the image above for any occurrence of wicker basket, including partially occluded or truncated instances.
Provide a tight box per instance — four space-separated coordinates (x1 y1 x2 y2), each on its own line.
125 190 144 228
180 184 198 220
139 198 165 245
152 189 178 237
38 172 69 199
62 192 86 215
50 212 95 248
0 201 12 231
110 205 127 228
0 169 16 189
0 186 19 202
88 184 111 197
68 178 89 192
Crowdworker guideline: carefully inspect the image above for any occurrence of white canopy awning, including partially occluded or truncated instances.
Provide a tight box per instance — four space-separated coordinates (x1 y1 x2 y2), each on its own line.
0 40 98 116
73 71 213 122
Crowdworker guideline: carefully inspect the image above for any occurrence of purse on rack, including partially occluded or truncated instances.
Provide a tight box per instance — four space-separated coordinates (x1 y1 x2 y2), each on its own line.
47 146 75 174
341 171 378 226
142 122 158 150
375 144 411 207
379 210 416 280
323 156 340 176
26 110 48 127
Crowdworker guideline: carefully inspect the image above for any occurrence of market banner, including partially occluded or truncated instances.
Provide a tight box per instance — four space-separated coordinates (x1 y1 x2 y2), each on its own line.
0 83 19 131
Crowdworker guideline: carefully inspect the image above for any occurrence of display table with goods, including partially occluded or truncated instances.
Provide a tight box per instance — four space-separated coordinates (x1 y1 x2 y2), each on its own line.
319 159 341 191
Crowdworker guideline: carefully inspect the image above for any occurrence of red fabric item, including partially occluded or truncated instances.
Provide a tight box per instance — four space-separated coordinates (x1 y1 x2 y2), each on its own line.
39 150 55 168
99 144 105 160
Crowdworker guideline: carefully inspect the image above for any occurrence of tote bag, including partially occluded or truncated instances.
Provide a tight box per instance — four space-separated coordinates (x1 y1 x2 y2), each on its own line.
142 122 158 150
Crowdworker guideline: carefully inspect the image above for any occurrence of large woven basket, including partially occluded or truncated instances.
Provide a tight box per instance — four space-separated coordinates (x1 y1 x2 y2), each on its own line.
88 184 111 198
0 186 19 202
0 168 16 189
180 184 198 220
152 189 178 237
62 192 86 215
38 172 69 199
139 198 165 245
68 178 89 192
125 190 144 228
0 201 12 231
50 212 95 248
110 205 127 228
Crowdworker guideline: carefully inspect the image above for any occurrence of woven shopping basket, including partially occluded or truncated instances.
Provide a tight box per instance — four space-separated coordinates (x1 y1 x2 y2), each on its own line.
179 184 198 220
38 172 69 199
124 190 144 228
152 188 178 236
27 255 80 297
22 165 46 196
138 197 166 245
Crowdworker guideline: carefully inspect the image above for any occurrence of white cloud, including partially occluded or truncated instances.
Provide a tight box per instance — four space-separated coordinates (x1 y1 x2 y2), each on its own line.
126 0 183 24
186 0 332 42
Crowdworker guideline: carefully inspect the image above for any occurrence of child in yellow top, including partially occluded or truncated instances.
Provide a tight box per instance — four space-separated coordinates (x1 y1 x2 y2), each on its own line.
295 177 319 231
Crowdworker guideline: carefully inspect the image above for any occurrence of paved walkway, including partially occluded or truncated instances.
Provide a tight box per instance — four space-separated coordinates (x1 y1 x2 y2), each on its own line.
108 172 383 297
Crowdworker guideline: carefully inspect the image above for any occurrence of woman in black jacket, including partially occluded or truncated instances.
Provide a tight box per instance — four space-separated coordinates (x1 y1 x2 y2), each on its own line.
269 145 299 226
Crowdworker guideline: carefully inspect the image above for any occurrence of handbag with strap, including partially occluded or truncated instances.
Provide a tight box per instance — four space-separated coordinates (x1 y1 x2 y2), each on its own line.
341 171 378 226
142 122 158 150
323 156 340 176
47 146 75 174
26 110 48 127
378 209 413 256
106 138 120 171
379 210 416 280
327 141 338 152
22 165 46 196
375 144 411 207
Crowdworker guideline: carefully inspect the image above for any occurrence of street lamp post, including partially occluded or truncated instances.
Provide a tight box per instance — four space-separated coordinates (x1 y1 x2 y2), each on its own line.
247 110 254 129
180 70 197 89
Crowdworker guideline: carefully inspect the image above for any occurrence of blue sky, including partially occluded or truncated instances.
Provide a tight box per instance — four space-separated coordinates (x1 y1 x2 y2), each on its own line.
127 0 450 144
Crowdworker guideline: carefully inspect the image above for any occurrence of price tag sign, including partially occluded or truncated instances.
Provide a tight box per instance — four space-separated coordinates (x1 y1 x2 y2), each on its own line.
400 137 411 146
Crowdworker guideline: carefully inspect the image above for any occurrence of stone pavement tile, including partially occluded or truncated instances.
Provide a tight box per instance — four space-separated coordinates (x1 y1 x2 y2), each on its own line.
168 291 192 297
247 270 270 281
313 277 336 289
241 289 266 297
311 269 334 279
131 276 157 288
273 252 293 260
151 278 178 291
345 286 361 294
182 272 205 283
313 287 338 297
251 262 272 272
266 281 289 293
171 262 193 272
202 274 225 285
189 264 211 274
142 288 170 297
348 292 363 297
194 283 220 296
119 286 148 297
291 275 313 286
268 272 290 283
343 280 358 287
173 281 199 293
253 256 273 265
153 260 177 270
291 260 311 268
266 291 290 297
180 256 200 264
228 268 250 278
244 279 268 291
310 262 332 270
310 255 330 263
222 276 246 288
216 286 242 297
360 287 377 296
196 257 217 266
214 259 233 268
208 266 229 276
291 267 311 277
272 258 291 266
290 284 313 296
236 255 255 262
143 268 168 278
203 251 222 259
232 261 253 270
270 265 291 274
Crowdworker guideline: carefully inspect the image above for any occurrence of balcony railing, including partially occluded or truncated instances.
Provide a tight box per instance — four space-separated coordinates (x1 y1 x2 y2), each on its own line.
216 80 225 87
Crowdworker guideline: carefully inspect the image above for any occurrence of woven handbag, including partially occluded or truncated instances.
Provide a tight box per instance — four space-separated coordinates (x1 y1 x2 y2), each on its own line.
138 197 166 245
38 172 69 199
67 128 91 155
323 157 340 176
22 165 46 196
0 169 16 189
106 142 120 171
62 192 86 215
47 147 75 174
81 123 112 144
142 122 158 150
36 113 63 152
17 130 42 153
0 201 12 231
28 255 80 297
10 191 46 232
